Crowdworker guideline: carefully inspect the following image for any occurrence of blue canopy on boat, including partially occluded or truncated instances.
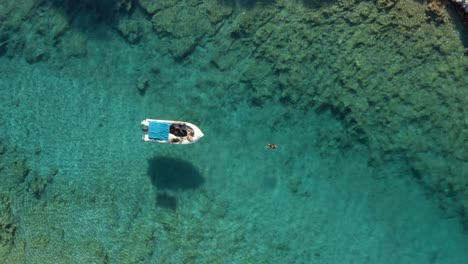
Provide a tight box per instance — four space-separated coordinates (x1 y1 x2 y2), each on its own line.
148 121 170 141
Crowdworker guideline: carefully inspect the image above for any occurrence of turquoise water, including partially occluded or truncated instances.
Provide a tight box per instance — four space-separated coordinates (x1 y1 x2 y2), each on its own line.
0 0 467 263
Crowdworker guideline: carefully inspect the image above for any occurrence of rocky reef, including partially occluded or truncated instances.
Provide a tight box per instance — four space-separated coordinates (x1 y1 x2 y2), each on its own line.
0 0 467 260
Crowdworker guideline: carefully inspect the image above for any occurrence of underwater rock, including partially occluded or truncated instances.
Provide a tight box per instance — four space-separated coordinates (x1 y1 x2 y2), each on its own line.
151 3 213 37
375 0 398 9
151 4 214 59
344 1 378 24
210 40 248 71
0 0 45 59
136 74 150 95
427 0 450 23
116 16 151 44
0 0 43 27
230 8 277 39
241 60 277 102
35 7 69 41
221 0 468 229
84 241 110 263
138 0 177 14
117 0 133 11
202 0 233 25
26 167 58 199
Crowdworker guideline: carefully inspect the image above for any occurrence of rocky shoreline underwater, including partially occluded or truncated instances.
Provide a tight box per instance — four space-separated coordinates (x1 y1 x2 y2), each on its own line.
1 0 467 261
2 0 467 229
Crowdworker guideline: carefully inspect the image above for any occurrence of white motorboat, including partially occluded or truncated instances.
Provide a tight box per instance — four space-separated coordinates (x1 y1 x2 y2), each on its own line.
141 119 204 144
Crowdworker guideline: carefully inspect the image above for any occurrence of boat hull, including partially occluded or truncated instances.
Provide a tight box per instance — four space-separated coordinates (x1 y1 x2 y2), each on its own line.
141 119 204 144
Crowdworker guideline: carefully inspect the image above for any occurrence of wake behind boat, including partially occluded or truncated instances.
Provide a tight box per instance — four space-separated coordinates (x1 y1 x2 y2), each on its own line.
141 119 204 144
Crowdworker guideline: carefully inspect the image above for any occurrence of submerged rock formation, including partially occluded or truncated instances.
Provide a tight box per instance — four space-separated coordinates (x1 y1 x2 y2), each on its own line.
0 1 467 261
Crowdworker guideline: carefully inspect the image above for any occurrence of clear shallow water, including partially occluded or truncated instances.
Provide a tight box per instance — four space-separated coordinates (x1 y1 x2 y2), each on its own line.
0 1 467 263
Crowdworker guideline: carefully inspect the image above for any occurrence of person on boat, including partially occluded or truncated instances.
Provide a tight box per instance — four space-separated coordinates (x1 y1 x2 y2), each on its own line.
170 124 182 136
187 128 194 141
265 143 278 149
179 123 189 136
170 137 181 143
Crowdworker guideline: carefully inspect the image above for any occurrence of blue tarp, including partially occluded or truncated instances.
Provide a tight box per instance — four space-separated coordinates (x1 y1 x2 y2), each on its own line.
148 121 170 141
